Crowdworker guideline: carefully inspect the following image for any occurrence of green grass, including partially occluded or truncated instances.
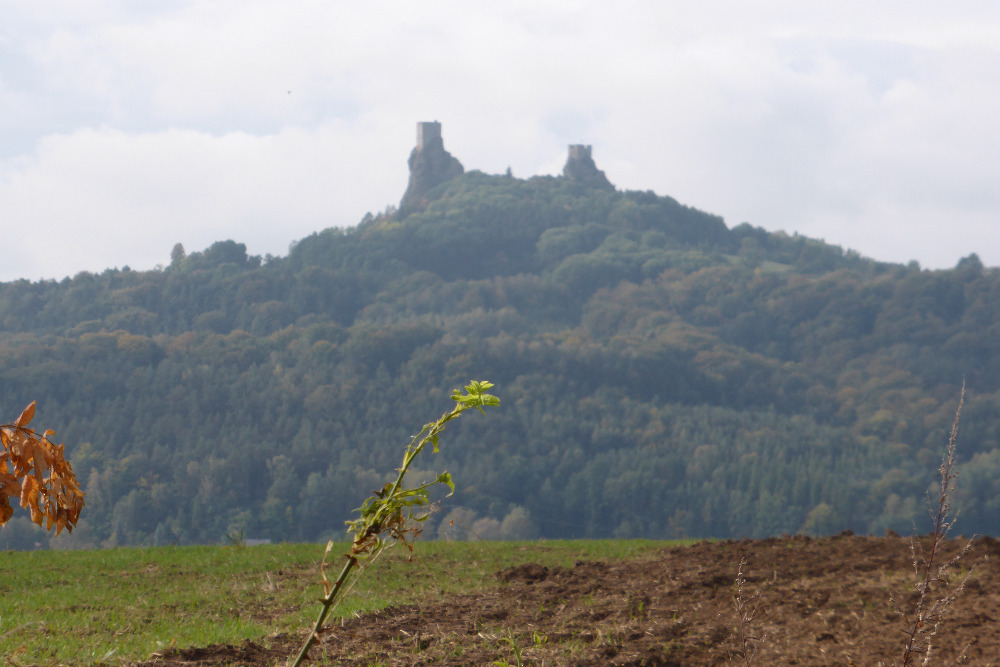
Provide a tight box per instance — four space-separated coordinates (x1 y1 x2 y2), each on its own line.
0 539 678 665
0 543 318 664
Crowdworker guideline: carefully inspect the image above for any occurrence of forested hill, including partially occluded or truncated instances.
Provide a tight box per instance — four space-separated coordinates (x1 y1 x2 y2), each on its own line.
2 171 998 550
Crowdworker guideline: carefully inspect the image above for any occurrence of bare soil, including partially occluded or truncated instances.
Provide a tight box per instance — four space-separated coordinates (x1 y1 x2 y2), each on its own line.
139 534 1000 666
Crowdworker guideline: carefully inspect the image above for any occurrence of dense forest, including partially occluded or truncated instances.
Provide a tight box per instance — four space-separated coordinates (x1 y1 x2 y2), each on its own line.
2 170 997 550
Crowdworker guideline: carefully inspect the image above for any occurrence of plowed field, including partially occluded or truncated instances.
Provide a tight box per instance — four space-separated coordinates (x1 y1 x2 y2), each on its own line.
139 534 1000 666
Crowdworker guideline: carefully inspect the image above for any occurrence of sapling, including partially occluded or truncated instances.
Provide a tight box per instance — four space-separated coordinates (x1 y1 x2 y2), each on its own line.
291 380 499 667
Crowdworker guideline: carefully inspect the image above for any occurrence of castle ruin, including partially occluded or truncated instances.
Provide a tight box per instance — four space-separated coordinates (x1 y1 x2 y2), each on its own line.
562 144 614 190
397 123 614 216
399 121 464 215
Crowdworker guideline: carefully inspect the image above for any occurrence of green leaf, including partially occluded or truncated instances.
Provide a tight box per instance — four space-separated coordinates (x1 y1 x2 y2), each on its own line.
436 471 455 496
451 380 500 413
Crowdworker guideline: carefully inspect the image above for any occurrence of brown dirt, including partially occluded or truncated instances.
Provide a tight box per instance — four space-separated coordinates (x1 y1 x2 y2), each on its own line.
137 534 1000 666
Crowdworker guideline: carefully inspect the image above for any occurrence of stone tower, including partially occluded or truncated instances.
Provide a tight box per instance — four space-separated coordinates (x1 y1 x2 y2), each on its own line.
400 121 464 215
416 121 442 149
568 144 592 162
562 144 613 190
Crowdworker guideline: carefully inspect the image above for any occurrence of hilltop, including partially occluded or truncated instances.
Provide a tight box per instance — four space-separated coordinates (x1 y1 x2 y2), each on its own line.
0 128 998 550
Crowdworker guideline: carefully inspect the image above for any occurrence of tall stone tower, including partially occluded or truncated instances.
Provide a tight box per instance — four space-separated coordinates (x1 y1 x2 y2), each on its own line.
563 144 614 190
416 121 442 149
399 121 464 215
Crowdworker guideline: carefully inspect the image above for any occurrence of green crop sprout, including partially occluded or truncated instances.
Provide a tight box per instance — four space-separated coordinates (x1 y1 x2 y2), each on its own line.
291 380 499 667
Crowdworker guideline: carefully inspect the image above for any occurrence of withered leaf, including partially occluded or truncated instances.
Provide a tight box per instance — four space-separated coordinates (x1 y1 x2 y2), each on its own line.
20 474 38 509
14 402 35 429
0 472 19 498
1 402 85 534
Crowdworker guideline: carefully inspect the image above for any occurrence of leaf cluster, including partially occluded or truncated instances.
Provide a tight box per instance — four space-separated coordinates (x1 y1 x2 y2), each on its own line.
0 402 84 534
344 381 498 563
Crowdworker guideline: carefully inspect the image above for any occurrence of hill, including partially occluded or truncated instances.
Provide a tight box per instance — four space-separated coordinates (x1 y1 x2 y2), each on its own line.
0 166 997 549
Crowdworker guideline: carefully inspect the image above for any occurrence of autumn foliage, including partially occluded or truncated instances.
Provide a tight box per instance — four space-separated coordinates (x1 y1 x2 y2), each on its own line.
0 402 85 534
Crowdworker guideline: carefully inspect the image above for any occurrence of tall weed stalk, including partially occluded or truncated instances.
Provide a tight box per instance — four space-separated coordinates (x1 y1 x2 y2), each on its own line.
733 556 764 666
290 380 499 667
897 384 972 666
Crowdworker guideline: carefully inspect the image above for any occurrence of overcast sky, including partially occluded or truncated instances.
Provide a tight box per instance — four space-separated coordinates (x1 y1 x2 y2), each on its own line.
2 1 999 282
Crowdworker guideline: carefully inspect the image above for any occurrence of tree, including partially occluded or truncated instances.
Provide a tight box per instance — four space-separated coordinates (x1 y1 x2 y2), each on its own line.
438 507 479 541
170 242 186 266
500 505 538 540
799 502 840 536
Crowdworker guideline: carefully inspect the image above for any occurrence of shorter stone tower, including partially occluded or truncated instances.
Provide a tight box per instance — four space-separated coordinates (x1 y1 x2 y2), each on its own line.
399 121 464 215
562 144 613 190
567 144 592 162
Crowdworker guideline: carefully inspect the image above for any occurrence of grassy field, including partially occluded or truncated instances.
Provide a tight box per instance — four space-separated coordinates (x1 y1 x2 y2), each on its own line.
0 539 676 665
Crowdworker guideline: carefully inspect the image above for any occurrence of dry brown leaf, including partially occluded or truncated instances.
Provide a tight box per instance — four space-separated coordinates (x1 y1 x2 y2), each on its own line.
1 402 85 533
0 498 12 524
14 402 35 429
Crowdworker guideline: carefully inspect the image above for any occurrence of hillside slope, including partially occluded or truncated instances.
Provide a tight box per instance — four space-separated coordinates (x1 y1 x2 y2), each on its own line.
1 171 996 549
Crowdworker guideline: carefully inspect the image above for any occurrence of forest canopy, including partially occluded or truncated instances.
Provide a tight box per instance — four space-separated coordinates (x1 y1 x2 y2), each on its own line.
0 171 993 549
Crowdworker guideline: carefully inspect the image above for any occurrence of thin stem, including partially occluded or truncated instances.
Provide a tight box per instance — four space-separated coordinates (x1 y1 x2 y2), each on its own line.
288 381 498 666
291 556 358 667
900 383 966 666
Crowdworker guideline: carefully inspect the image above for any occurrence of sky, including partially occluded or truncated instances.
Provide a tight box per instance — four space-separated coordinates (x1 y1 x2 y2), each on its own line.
2 1 999 282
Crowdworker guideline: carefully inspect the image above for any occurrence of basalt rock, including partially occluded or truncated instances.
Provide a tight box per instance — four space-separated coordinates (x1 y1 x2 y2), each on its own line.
399 121 464 215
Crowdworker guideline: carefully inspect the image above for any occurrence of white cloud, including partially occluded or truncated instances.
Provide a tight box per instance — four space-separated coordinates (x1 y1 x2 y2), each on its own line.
0 121 407 280
2 1 1000 280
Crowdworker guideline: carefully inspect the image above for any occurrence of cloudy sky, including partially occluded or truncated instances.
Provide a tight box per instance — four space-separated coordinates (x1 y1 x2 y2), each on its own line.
2 1 999 282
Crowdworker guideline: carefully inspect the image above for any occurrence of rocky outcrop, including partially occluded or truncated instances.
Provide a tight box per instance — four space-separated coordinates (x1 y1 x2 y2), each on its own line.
562 144 614 190
399 122 464 215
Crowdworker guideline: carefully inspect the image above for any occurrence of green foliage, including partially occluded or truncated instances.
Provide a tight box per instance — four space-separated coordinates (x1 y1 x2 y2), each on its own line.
0 171 997 546
345 380 498 556
492 628 526 667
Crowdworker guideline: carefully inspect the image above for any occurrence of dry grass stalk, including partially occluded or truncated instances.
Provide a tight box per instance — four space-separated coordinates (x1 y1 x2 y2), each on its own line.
897 384 973 666
733 556 764 666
